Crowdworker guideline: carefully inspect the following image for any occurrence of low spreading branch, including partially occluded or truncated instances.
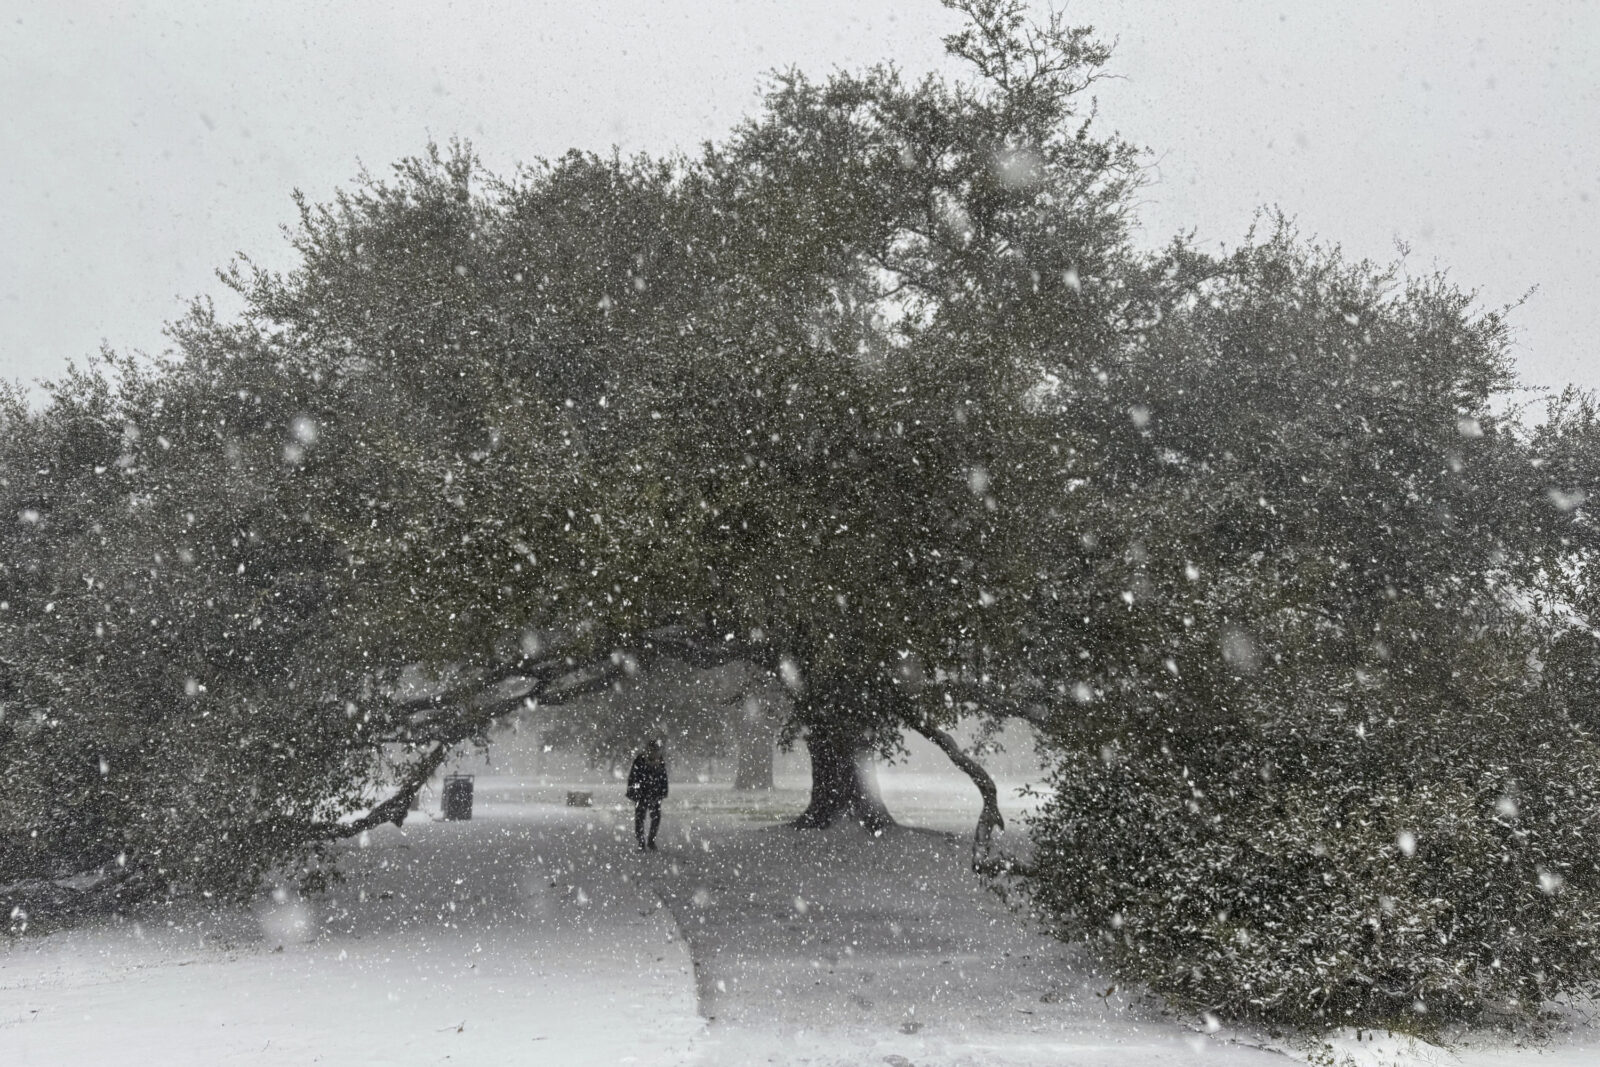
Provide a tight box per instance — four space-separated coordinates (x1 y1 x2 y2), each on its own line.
329 741 453 839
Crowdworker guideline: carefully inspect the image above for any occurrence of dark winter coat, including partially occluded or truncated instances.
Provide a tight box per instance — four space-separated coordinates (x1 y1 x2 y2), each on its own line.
626 754 669 804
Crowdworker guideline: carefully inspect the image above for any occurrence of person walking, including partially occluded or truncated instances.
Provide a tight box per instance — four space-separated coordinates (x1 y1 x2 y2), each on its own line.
626 739 669 850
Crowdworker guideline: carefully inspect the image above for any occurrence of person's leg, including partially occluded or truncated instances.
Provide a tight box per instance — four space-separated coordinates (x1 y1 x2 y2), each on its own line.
634 801 648 848
647 802 661 848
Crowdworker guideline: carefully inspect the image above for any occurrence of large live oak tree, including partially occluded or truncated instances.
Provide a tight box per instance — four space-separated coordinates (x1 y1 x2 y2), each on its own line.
9 6 1600 1032
2 1 1140 902
203 0 1143 837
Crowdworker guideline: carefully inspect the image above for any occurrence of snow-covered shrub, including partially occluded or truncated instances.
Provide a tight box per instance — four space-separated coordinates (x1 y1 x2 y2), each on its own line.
1007 219 1600 1032
1024 619 1600 1029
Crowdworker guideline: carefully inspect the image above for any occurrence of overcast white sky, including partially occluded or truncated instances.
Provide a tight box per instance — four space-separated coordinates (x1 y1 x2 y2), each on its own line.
3 0 1597 399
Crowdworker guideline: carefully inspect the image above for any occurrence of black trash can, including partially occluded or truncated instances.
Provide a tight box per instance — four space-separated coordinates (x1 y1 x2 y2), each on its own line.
441 774 475 821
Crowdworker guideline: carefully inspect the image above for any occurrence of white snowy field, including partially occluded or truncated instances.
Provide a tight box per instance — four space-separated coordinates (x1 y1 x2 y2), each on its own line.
0 802 702 1066
3 772 1597 1066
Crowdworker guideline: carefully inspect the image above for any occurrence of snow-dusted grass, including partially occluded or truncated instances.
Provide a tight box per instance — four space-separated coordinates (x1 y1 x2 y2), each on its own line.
3 771 1596 1065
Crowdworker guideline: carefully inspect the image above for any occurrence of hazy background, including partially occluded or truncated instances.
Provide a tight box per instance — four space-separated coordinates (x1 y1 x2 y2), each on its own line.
4 0 1596 399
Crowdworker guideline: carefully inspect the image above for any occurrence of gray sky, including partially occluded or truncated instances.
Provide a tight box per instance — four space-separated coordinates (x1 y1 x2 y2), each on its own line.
4 0 1597 400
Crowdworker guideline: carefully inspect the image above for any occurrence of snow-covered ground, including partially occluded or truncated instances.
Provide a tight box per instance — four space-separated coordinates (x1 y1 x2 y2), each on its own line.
3 771 1597 1066
0 802 701 1065
651 819 1278 1065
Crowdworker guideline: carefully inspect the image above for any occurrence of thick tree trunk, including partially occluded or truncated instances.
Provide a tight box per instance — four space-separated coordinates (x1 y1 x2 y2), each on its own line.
792 727 894 831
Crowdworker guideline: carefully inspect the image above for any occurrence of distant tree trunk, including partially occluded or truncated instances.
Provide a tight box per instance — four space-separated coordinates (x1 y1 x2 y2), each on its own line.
733 735 775 790
732 695 777 790
793 725 893 831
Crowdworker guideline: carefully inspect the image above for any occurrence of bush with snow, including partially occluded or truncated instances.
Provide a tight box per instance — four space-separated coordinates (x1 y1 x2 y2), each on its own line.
1009 217 1600 1032
1025 616 1600 1029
